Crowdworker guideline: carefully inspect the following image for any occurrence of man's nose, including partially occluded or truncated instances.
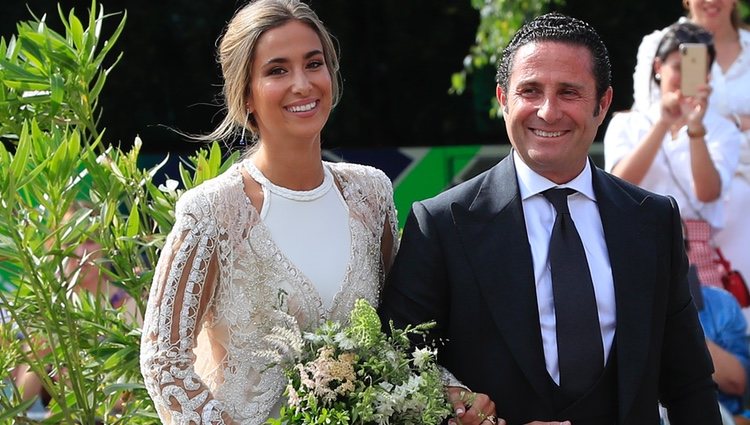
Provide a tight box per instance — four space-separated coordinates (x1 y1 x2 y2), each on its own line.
537 96 562 123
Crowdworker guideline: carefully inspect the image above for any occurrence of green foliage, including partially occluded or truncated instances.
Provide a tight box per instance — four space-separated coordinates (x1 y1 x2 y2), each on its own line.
0 2 238 423
741 2 750 22
450 0 565 117
0 1 126 145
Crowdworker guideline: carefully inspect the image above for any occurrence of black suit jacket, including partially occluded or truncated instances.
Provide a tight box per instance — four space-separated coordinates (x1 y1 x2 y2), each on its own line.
380 155 720 424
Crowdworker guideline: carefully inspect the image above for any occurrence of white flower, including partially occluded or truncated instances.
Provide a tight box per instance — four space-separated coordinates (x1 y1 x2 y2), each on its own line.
411 347 436 369
334 331 356 350
375 389 396 418
21 90 51 98
384 349 398 363
158 179 180 195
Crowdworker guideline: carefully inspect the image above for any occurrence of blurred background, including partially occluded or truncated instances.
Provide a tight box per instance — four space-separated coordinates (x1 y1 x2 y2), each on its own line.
2 0 687 156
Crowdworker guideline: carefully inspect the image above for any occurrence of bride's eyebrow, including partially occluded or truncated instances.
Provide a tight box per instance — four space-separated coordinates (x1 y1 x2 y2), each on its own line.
263 49 324 66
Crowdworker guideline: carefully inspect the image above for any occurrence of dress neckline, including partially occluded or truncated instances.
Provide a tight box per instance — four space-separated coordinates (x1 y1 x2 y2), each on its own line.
244 160 332 202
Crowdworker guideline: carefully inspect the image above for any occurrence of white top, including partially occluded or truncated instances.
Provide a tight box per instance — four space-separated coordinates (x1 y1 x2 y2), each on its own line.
513 152 616 384
603 106 740 228
633 25 750 180
245 161 350 310
140 161 399 425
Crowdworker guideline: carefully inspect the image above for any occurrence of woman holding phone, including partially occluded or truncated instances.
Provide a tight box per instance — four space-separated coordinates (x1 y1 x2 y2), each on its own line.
604 21 741 286
632 0 750 294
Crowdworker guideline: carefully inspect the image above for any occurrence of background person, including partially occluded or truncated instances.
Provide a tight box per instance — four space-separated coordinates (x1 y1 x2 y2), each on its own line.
632 0 750 301
605 22 741 287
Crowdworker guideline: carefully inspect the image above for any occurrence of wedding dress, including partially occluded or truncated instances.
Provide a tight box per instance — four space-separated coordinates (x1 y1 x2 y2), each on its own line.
140 160 399 424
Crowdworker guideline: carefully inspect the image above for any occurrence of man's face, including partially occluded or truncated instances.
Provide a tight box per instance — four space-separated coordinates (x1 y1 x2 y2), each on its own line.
497 41 612 184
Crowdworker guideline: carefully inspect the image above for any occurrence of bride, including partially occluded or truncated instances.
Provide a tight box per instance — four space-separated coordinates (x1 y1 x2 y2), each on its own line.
138 1 398 423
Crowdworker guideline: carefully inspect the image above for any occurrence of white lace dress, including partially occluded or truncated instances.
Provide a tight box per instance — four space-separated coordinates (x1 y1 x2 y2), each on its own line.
140 160 399 425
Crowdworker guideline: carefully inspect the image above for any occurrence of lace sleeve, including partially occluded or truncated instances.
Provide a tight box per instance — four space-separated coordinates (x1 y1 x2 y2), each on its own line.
140 189 232 425
378 171 400 274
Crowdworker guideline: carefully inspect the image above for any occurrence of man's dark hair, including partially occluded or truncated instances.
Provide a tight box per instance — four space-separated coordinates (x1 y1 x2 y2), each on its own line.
496 13 612 102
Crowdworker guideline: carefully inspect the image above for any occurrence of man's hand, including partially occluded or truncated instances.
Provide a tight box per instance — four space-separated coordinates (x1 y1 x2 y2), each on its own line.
446 386 503 425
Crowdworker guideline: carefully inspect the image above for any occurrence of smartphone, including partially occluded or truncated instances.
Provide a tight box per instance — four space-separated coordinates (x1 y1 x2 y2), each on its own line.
680 43 708 97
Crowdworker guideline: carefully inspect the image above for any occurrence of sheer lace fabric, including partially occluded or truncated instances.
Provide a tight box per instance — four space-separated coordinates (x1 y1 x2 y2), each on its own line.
140 161 399 425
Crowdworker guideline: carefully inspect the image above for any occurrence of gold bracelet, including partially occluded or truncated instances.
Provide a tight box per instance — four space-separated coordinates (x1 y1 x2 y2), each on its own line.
687 126 707 138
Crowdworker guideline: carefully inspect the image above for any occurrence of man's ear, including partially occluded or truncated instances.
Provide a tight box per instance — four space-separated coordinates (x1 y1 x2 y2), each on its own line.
595 86 614 120
496 84 508 115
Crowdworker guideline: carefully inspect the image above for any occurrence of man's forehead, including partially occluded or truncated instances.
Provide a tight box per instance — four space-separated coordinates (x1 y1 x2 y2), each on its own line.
509 41 595 83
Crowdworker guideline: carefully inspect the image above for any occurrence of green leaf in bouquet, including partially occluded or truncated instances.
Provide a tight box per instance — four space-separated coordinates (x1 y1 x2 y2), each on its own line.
346 298 382 349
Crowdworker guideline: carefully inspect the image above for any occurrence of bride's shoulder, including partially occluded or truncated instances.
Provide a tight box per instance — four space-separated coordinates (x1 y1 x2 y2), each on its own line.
326 161 392 193
174 163 248 221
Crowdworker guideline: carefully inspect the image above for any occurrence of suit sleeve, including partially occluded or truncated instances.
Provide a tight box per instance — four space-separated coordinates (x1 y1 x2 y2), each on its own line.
660 196 722 425
379 201 450 341
379 201 468 388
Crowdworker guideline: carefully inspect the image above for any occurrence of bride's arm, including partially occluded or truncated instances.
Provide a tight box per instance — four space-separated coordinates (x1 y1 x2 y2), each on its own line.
140 190 234 425
379 171 400 276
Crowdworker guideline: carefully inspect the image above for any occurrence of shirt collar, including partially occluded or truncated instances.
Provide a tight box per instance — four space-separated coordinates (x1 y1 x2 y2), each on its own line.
512 150 596 202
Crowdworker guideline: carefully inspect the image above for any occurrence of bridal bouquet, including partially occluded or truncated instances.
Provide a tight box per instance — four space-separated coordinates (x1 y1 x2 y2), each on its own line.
264 299 452 425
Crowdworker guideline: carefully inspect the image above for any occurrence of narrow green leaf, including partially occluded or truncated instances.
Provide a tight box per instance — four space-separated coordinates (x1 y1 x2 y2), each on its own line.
50 72 64 107
219 150 241 174
196 155 210 184
2 80 50 91
14 158 50 192
17 35 48 71
69 13 85 52
9 121 31 182
102 382 145 396
178 162 193 190
208 141 221 174
125 198 140 238
101 346 134 370
0 397 37 421
89 69 107 99
0 57 46 80
91 11 126 69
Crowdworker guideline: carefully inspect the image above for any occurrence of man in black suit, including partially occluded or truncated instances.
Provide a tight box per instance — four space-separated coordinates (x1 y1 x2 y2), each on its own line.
380 13 720 425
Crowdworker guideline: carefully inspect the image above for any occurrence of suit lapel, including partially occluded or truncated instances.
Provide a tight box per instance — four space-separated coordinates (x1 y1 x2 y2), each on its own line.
453 156 554 403
592 167 659 422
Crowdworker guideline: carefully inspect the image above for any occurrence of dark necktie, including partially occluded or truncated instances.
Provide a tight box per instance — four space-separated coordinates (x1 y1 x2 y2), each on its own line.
543 188 604 397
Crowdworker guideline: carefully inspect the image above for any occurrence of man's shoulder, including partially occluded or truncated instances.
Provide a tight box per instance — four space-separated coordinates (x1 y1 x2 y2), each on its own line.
595 166 674 207
421 165 499 210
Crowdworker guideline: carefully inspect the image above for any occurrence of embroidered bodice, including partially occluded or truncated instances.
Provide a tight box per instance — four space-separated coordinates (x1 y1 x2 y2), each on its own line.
140 160 399 424
244 162 350 309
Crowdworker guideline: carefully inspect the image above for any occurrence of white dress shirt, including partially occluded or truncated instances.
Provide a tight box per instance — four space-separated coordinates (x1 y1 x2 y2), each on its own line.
513 151 616 384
